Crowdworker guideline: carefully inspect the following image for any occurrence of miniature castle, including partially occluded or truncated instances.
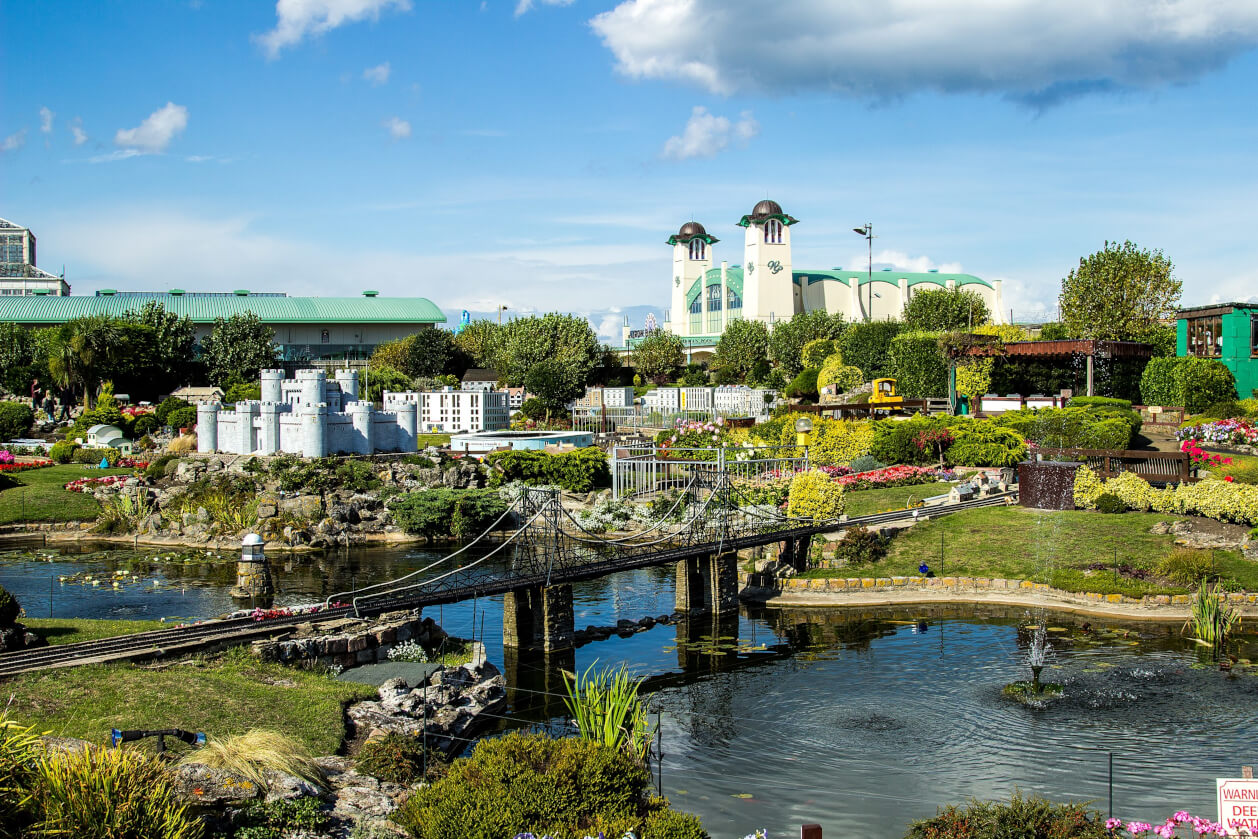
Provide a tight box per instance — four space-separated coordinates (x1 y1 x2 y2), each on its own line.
196 369 418 458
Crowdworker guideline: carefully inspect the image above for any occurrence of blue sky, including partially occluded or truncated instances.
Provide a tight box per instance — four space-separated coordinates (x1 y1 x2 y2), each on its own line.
4 0 1258 342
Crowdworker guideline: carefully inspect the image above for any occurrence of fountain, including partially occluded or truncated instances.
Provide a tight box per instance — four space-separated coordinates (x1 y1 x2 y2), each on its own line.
1003 620 1063 702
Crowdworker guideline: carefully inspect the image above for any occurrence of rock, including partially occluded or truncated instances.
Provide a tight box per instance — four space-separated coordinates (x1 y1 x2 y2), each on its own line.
195 506 211 524
1170 520 1195 536
256 503 278 519
40 736 92 755
22 630 47 649
1245 535 1258 561
261 769 324 803
173 762 263 806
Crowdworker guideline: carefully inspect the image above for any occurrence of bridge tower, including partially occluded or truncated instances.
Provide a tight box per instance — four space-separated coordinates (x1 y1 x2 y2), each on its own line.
502 487 576 652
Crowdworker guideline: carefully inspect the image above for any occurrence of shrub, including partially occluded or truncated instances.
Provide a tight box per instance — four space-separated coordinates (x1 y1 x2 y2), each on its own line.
832 526 888 564
800 339 839 369
995 407 1134 450
0 402 33 442
838 320 904 380
1159 547 1217 586
392 732 704 839
1141 357 1237 411
816 356 863 396
643 803 708 839
229 797 331 839
167 434 197 454
889 331 947 398
787 470 845 520
1105 471 1155 511
1068 396 1133 410
0 585 19 625
870 415 951 466
484 447 610 492
48 440 78 464
144 454 179 480
184 729 324 791
0 715 40 839
154 396 190 426
1202 399 1244 420
167 406 198 430
954 358 993 406
391 488 510 540
519 398 548 421
904 792 1109 839
849 454 886 472
1094 492 1126 514
945 423 1027 467
785 368 820 401
33 746 203 839
1073 465 1104 510
73 447 120 466
810 419 875 466
132 413 160 436
355 733 439 785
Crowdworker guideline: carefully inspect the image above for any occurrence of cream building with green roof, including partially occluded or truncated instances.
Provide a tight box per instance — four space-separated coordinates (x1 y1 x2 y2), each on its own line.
637 199 1004 359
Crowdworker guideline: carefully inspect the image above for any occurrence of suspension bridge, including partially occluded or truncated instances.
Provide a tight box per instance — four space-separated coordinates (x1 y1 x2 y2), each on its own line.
0 469 1015 676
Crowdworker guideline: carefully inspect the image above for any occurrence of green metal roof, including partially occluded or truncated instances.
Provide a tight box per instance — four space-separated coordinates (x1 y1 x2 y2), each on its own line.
792 269 992 290
685 267 745 307
0 293 447 324
737 212 799 228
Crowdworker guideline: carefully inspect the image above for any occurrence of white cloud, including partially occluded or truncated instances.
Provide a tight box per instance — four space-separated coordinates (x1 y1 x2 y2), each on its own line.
69 118 88 145
383 116 412 139
864 249 963 275
39 107 54 133
661 106 758 160
87 149 143 164
591 0 1258 101
257 0 411 57
514 0 574 17
2 129 27 152
593 314 623 343
362 61 391 85
114 103 188 153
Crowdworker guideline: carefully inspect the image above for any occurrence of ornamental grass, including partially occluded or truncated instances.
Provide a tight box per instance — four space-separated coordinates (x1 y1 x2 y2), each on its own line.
182 728 324 791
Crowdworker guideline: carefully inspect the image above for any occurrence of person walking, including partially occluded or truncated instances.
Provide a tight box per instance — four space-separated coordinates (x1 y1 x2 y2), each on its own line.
58 387 73 422
42 394 55 423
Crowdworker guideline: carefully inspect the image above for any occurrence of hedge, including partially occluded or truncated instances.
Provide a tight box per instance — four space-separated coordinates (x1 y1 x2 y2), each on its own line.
1140 357 1237 412
870 415 1028 468
391 488 509 540
784 368 819 400
787 469 846 520
994 407 1132 450
817 356 863 395
838 321 904 380
889 331 947 398
0 401 33 442
484 447 611 492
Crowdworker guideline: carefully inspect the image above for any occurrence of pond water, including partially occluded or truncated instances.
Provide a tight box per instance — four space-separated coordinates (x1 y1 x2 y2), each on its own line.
2 539 1254 838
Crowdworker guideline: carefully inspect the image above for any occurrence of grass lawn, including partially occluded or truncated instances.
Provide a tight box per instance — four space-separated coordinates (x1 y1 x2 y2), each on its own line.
804 505 1255 598
844 481 953 518
22 618 168 646
1212 453 1258 485
4 649 375 755
416 433 451 449
0 464 134 525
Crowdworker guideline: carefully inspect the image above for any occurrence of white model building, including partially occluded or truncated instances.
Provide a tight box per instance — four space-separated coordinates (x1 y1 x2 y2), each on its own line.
384 387 509 433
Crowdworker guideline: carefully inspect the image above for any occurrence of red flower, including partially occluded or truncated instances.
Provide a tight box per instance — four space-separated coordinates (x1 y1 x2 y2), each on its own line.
1225 475 1234 482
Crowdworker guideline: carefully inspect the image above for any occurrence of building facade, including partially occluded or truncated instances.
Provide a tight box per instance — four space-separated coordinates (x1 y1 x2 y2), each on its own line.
0 218 69 296
1178 303 1258 399
574 386 636 411
0 289 446 362
630 200 1003 358
384 388 510 433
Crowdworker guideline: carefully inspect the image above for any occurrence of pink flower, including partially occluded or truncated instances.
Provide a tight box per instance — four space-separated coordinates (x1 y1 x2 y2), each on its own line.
1128 822 1153 835
1107 818 1124 830
1173 812 1191 823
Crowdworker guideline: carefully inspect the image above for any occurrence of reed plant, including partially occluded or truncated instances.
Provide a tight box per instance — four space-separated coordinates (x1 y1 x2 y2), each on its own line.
0 714 41 839
1186 581 1240 647
33 745 203 839
182 729 324 791
562 662 654 763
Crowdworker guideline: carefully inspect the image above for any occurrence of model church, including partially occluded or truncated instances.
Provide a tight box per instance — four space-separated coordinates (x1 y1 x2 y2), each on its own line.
634 199 1004 357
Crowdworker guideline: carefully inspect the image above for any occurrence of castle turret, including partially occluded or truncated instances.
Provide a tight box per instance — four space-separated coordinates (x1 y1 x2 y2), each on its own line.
335 369 360 403
666 221 717 337
394 402 417 452
258 402 282 455
236 401 259 455
739 199 798 327
348 401 373 455
261 369 284 404
196 403 220 453
297 369 325 411
302 404 328 458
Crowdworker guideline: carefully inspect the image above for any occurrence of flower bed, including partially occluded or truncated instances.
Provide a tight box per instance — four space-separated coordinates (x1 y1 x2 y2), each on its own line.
834 464 942 491
655 419 726 460
0 453 53 473
1075 466 1258 525
63 475 130 493
1177 418 1258 448
1107 810 1225 837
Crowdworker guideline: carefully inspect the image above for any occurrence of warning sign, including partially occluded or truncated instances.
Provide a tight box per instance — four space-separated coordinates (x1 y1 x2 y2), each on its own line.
1218 779 1258 836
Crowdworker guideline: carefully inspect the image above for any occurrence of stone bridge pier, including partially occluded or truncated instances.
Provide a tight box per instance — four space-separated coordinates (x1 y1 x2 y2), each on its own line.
778 534 814 573
675 550 739 615
502 584 575 652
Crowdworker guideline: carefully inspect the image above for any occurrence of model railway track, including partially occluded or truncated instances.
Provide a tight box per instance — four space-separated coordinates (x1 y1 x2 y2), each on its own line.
0 492 1015 678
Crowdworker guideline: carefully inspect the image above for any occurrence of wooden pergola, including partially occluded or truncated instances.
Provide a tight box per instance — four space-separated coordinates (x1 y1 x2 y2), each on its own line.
999 340 1155 396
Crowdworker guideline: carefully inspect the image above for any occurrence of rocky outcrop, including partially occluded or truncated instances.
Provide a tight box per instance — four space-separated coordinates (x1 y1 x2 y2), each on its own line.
347 660 507 754
250 611 445 671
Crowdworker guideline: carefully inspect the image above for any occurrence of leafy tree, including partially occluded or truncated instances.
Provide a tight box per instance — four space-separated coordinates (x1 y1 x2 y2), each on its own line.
370 336 414 372
453 319 502 369
525 358 584 419
364 364 413 403
1059 240 1181 342
838 320 904 380
45 316 127 407
1038 322 1070 340
496 313 600 395
768 311 847 377
0 323 38 396
199 312 279 387
902 287 991 332
223 381 262 403
632 332 684 384
801 338 839 369
406 328 457 378
129 301 196 390
712 319 770 383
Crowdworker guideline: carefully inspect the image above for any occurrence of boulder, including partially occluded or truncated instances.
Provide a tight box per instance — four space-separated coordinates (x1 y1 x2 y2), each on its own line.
173 763 263 807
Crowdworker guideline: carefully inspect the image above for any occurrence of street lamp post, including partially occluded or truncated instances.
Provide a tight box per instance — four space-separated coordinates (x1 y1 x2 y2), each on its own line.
852 223 874 321
497 304 509 326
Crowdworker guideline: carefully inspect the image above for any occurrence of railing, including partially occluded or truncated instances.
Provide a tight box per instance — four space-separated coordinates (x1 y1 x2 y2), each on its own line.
1037 447 1196 485
571 407 774 434
610 444 808 499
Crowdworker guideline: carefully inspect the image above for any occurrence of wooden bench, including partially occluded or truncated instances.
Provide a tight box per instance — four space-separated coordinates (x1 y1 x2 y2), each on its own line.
1038 448 1195 485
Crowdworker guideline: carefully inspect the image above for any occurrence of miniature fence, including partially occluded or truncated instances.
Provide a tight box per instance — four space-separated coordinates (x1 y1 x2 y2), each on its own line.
1037 448 1195 485
610 444 807 499
571 406 773 434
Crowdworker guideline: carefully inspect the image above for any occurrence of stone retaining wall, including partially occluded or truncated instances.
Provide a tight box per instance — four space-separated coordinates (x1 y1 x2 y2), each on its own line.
743 571 1258 613
251 610 451 670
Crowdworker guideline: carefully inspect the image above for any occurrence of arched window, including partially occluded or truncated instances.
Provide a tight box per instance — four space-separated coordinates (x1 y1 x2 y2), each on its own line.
689 295 702 314
689 239 706 260
764 220 783 244
706 284 722 311
726 288 742 309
